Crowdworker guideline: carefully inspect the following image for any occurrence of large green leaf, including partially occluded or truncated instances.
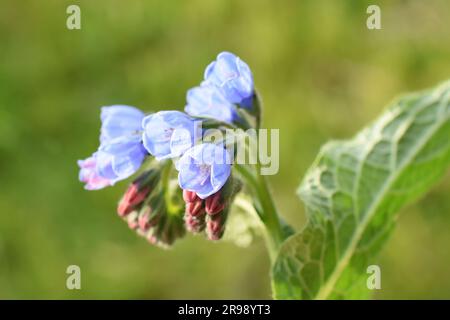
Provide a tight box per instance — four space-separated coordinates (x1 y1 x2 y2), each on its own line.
272 81 450 299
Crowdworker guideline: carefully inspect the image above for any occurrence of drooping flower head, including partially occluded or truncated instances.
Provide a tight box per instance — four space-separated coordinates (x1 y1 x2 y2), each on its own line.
177 143 231 199
78 153 114 190
142 111 200 160
78 52 254 247
203 51 254 108
185 85 239 124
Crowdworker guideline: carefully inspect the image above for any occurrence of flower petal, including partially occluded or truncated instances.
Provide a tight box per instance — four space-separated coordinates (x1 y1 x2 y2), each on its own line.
78 153 114 190
100 105 145 143
211 163 231 191
176 143 231 199
170 127 194 157
185 85 237 124
142 111 197 160
203 52 254 107
112 144 147 180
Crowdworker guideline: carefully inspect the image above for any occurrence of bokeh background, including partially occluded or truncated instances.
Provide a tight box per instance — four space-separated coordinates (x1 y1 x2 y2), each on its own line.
0 0 449 299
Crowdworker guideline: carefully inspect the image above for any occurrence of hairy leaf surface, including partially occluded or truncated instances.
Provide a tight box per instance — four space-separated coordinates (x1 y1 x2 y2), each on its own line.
272 81 450 299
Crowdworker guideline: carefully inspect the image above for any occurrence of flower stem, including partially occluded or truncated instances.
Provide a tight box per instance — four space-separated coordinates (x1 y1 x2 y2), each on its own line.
160 161 180 215
235 164 286 263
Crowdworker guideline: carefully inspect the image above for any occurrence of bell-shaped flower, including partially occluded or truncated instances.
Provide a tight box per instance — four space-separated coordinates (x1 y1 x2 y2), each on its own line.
78 105 148 190
203 51 254 108
185 85 239 124
78 153 114 190
177 143 231 199
100 105 145 143
96 135 147 184
142 111 200 160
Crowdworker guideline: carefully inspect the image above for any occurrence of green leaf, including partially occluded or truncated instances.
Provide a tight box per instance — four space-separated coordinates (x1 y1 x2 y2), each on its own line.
272 81 450 300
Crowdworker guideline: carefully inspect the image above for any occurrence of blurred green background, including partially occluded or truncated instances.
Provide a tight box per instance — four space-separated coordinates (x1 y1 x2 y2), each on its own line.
0 0 449 299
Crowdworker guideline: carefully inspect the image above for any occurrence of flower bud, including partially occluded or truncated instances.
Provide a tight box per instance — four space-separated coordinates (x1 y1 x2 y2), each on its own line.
206 214 225 241
117 166 187 248
137 200 163 232
144 215 186 248
138 209 151 232
205 191 225 215
205 175 241 216
126 211 139 230
203 52 254 108
117 170 159 217
185 212 206 234
118 185 150 217
183 189 205 217
181 175 242 240
205 176 242 240
182 189 206 234
183 189 199 203
186 200 205 216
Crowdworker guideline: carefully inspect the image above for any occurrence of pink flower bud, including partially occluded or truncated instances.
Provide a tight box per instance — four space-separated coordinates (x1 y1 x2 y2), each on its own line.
183 190 199 203
205 192 225 215
185 213 206 234
117 184 151 217
117 170 159 217
186 200 204 216
206 215 225 241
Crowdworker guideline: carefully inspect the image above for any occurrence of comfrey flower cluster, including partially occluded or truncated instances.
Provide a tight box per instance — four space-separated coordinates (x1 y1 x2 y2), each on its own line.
78 51 258 247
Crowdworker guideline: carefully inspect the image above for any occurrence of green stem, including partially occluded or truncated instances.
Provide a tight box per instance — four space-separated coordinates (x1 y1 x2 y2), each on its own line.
160 161 179 215
235 164 285 263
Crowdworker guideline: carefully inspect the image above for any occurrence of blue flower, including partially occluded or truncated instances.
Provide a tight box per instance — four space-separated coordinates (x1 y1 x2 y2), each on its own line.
96 135 147 183
79 105 148 190
78 141 146 189
100 105 145 144
99 105 147 182
142 111 200 160
204 51 254 108
78 153 114 190
177 143 231 199
185 85 239 124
